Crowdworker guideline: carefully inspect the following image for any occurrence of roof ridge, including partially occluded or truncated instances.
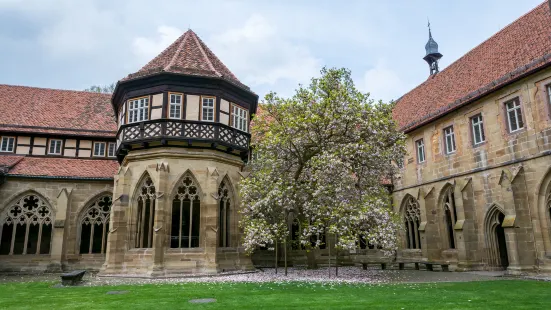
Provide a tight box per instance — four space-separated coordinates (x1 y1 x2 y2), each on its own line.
190 30 221 77
164 30 190 72
430 1 548 78
0 84 112 97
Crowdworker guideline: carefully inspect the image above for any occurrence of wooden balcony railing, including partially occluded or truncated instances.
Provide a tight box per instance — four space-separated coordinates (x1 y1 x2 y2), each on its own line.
116 119 250 153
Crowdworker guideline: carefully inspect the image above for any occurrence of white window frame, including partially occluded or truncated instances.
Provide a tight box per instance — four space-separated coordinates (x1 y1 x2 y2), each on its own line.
108 142 116 157
547 84 551 106
128 97 149 124
444 126 456 154
48 139 63 155
93 142 106 157
169 93 183 119
505 98 523 133
416 139 425 163
471 114 485 146
0 136 15 153
202 97 215 122
232 105 248 132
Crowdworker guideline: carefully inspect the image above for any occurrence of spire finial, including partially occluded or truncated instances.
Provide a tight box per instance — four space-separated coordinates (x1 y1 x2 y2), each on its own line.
428 18 432 38
423 19 443 76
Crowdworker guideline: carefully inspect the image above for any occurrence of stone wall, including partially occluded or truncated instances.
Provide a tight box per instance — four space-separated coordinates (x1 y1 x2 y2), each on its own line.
393 67 551 274
0 177 113 272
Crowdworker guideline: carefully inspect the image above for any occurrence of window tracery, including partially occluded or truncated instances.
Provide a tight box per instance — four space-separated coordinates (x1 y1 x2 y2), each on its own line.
218 180 231 247
403 196 421 249
0 194 53 255
79 195 112 254
136 176 156 248
171 174 201 248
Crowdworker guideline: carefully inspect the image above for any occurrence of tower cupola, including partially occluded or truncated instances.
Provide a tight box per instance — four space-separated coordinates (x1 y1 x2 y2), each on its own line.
423 21 443 76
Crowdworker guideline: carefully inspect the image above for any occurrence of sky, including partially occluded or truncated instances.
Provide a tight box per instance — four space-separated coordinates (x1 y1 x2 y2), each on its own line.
0 0 545 102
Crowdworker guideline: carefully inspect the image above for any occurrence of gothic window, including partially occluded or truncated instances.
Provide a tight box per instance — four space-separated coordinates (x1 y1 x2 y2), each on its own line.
443 187 457 249
218 180 231 247
403 196 421 249
136 176 156 248
79 195 112 254
0 194 53 255
171 174 201 248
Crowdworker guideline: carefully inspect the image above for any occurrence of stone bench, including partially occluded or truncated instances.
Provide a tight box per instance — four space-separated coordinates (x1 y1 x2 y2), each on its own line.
397 262 450 271
357 261 388 270
60 270 86 286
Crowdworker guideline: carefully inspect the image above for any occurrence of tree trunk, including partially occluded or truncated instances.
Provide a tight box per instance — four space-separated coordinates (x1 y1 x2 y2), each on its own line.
275 239 278 274
306 250 318 269
284 237 288 276
328 235 331 279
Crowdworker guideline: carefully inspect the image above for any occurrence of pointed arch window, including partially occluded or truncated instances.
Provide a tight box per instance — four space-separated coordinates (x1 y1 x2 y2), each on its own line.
79 195 112 254
218 180 231 247
136 176 156 248
171 174 201 248
0 194 53 255
403 196 421 249
443 187 458 249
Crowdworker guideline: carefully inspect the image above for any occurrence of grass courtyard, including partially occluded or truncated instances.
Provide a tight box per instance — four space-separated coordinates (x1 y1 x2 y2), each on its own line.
0 279 550 309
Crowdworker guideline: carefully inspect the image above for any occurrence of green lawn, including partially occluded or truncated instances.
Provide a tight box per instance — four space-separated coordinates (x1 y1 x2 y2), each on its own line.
0 280 549 309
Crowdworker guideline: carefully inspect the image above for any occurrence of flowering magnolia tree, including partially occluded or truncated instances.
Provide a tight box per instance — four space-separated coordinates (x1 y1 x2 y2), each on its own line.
240 68 406 270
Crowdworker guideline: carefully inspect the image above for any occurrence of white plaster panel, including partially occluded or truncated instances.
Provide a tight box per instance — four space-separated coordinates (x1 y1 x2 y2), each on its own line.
221 99 230 113
220 113 229 125
152 93 163 107
186 95 200 120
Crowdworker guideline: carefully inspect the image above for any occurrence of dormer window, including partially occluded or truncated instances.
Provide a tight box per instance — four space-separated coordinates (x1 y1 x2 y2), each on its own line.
48 139 63 155
0 136 15 153
232 105 248 132
169 93 182 119
202 97 215 121
128 97 149 123
93 142 106 157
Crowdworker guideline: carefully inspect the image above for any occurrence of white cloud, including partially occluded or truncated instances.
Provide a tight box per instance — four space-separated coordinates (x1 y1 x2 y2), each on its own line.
209 14 322 95
362 60 411 102
132 26 182 62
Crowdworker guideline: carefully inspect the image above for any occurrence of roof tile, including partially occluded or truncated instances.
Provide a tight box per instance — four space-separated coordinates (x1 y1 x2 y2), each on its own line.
5 156 118 179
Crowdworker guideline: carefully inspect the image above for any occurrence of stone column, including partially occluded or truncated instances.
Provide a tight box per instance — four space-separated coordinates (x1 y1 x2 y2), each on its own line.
50 188 71 271
149 162 169 276
101 168 131 275
453 182 469 269
203 167 220 274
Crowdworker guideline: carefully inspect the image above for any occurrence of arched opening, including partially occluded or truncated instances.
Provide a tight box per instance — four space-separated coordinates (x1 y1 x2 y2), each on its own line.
0 193 53 255
218 179 231 247
442 186 457 249
79 195 112 254
485 206 509 269
135 176 156 248
171 173 201 248
402 195 421 249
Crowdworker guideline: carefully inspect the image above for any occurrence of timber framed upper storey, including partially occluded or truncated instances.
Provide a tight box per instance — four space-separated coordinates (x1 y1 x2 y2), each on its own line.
113 30 258 163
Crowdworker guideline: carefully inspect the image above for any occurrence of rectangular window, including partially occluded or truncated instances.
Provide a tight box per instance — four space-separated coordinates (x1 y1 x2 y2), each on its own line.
202 97 215 121
93 142 106 157
416 139 425 163
444 126 456 154
128 97 149 123
48 139 63 155
0 136 15 152
108 142 116 157
547 84 551 106
505 98 524 133
471 114 485 145
119 106 125 126
232 105 248 132
169 93 182 119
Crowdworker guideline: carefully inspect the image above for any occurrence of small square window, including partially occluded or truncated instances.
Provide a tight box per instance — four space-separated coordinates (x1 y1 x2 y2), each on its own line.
505 98 524 133
202 97 215 121
49 139 63 155
93 142 106 157
416 139 425 163
108 142 116 157
0 136 15 153
169 93 182 119
443 126 456 154
471 114 486 146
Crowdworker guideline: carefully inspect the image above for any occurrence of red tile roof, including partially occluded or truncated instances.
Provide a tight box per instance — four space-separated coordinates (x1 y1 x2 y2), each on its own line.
0 155 24 168
4 156 118 179
123 30 248 89
393 2 551 132
0 84 117 137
